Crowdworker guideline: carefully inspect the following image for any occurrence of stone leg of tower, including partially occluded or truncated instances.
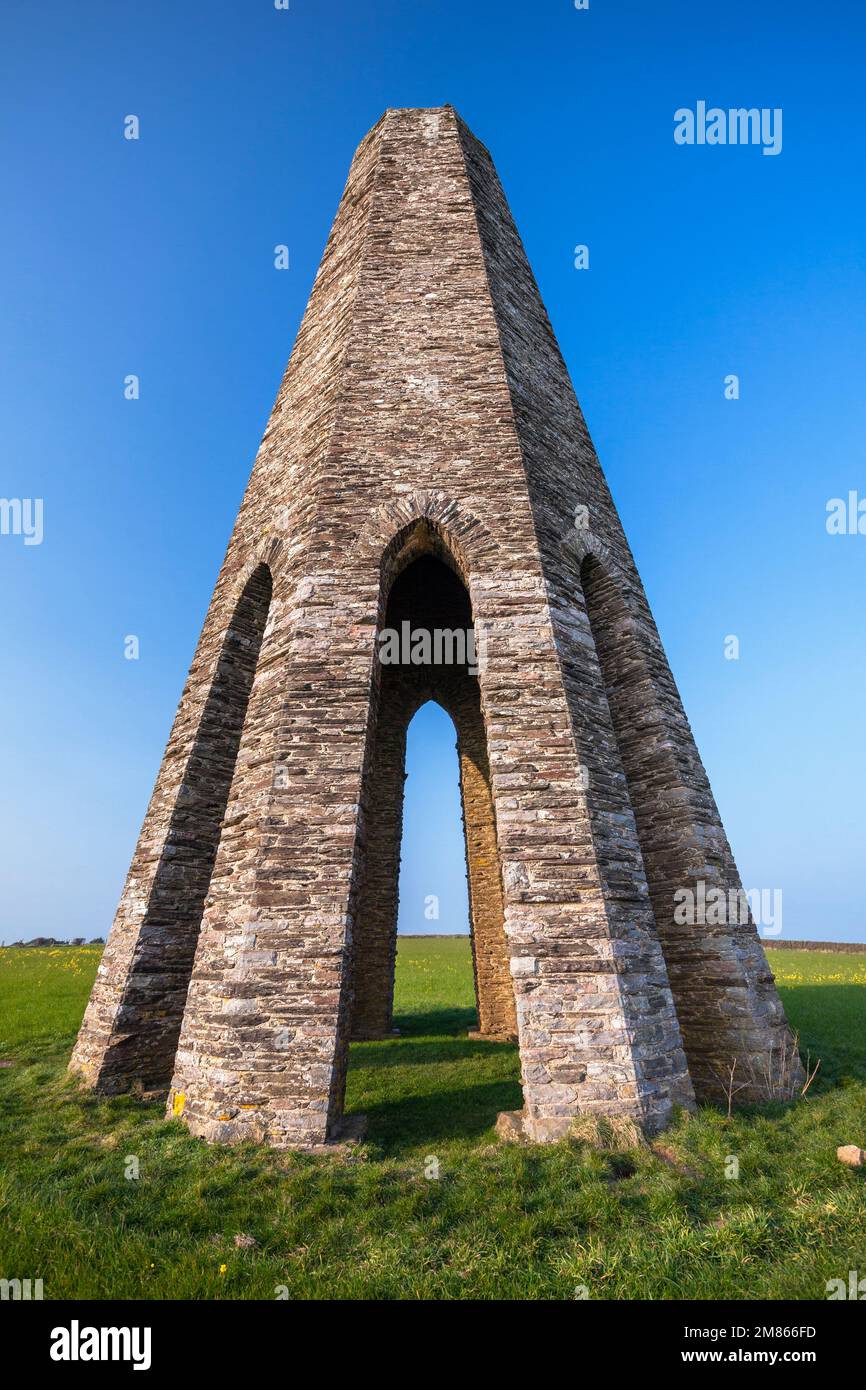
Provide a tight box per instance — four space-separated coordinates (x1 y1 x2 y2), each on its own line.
569 551 802 1101
456 116 803 1104
348 669 407 1041
454 680 517 1041
167 563 383 1147
70 104 391 1104
68 557 277 1094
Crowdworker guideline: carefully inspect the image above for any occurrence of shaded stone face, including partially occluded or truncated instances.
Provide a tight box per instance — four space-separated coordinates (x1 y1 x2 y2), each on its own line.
70 106 803 1147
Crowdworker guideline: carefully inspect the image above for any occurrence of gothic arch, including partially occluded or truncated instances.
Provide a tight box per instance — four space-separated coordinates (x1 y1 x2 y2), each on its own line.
348 541 516 1045
357 489 506 594
228 535 286 610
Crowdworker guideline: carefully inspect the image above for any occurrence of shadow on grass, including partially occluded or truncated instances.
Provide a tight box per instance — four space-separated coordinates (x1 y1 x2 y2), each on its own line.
350 979 866 1154
392 1006 478 1037
351 1036 516 1070
355 1077 524 1150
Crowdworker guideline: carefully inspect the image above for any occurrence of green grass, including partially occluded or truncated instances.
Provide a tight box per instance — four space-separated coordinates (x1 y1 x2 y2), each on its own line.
0 940 864 1300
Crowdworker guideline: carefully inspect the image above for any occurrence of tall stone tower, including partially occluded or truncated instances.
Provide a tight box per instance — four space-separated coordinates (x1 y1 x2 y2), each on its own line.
71 107 801 1146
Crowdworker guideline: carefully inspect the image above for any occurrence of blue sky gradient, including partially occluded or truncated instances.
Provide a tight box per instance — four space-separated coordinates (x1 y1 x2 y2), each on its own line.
1 0 864 943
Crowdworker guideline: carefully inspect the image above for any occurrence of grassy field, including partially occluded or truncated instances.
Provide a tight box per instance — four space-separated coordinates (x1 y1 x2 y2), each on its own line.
0 939 864 1300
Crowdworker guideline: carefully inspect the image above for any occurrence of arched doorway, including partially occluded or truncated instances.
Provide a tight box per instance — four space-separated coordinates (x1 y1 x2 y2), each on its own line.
349 544 517 1050
397 699 469 943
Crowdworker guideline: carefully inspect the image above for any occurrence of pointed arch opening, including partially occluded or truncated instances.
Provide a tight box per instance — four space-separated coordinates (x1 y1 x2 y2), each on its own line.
396 699 473 1025
111 562 273 1092
346 539 519 1132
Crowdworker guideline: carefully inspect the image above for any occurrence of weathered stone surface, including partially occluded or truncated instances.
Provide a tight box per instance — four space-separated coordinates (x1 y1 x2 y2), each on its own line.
495 1110 529 1144
70 106 802 1148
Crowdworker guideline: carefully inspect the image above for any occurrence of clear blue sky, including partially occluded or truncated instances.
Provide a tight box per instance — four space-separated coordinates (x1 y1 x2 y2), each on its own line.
1 0 864 945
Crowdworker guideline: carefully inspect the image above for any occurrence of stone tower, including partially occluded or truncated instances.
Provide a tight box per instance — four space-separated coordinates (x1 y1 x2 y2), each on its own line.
71 107 801 1146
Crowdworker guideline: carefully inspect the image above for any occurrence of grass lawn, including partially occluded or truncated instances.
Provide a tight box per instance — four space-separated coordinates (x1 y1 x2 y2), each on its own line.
0 939 864 1300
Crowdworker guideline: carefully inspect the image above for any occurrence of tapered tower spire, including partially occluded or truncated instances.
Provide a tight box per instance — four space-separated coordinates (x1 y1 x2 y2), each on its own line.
71 108 801 1145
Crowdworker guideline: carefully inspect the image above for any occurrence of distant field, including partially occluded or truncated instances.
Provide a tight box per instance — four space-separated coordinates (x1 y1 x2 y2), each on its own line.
0 940 864 1300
